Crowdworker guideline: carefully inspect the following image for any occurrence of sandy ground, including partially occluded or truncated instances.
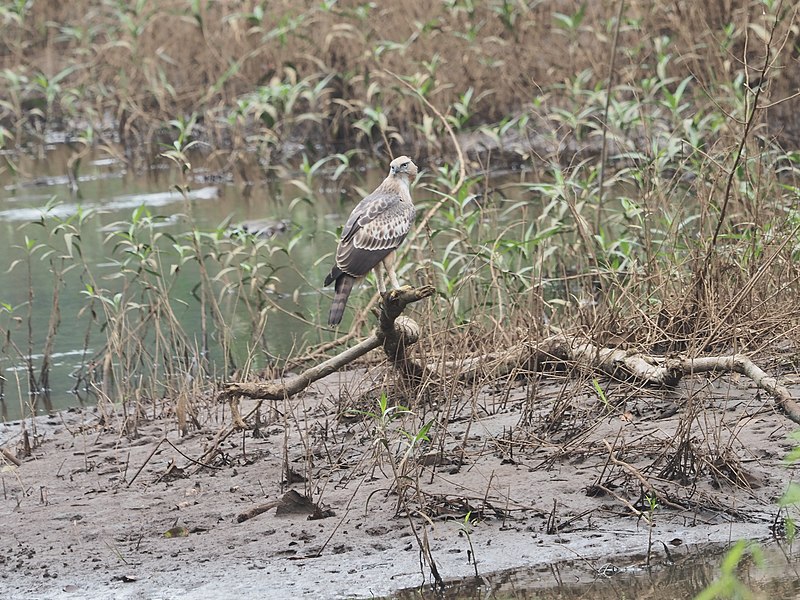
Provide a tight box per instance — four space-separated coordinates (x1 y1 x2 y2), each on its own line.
1 366 798 599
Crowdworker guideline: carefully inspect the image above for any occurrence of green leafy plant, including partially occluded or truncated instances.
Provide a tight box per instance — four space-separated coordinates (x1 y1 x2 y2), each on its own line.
460 510 480 578
693 541 763 600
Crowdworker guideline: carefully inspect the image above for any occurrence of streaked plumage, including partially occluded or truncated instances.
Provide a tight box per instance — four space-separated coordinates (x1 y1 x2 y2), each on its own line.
324 156 418 325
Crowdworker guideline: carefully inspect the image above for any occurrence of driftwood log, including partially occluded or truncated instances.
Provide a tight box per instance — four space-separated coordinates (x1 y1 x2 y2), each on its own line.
436 330 800 424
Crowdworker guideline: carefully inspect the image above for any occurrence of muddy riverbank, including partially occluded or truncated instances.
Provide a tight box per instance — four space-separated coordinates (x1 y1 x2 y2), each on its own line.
2 366 798 598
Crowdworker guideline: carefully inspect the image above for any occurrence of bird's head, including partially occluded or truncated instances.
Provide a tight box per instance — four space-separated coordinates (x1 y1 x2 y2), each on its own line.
389 156 418 180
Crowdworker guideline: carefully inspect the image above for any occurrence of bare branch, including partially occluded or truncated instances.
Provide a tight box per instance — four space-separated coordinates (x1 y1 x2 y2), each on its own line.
218 286 436 403
433 331 800 424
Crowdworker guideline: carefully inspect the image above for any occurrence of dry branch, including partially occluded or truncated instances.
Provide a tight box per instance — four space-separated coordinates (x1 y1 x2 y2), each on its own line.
436 331 800 424
192 286 435 470
235 490 331 523
667 354 800 423
1 447 21 467
218 286 435 403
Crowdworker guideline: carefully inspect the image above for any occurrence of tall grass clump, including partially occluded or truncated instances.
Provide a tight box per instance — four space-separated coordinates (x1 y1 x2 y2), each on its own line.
400 1 800 364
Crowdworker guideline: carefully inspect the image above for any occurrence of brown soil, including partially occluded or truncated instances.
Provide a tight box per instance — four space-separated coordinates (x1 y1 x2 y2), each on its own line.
1 367 798 599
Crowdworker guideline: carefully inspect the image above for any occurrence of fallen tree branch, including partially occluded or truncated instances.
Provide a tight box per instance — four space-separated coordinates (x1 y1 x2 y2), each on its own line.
219 333 383 402
667 354 800 423
429 331 800 424
218 286 435 403
194 287 435 470
188 286 434 473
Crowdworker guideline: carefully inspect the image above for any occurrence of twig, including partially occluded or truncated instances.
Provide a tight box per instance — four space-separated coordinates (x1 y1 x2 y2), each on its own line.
699 219 800 350
1 447 21 467
127 437 166 487
163 438 221 470
602 439 655 495
706 1 781 254
385 69 466 243
596 484 646 521
385 69 465 197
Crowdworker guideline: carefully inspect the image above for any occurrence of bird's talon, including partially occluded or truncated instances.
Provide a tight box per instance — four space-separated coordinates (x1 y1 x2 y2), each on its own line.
384 285 412 300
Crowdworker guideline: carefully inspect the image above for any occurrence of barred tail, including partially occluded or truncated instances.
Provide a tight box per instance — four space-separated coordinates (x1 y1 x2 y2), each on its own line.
328 275 355 326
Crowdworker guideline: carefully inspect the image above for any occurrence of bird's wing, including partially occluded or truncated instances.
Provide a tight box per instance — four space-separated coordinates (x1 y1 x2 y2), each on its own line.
335 189 414 277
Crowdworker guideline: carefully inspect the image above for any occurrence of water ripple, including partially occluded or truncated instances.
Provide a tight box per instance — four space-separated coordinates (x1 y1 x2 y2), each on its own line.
0 186 219 222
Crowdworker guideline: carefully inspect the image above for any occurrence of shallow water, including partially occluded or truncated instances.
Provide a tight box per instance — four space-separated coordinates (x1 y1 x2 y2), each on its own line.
0 146 398 420
393 542 800 599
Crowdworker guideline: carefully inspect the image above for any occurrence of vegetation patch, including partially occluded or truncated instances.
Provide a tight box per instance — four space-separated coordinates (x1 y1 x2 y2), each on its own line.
1 1 800 597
